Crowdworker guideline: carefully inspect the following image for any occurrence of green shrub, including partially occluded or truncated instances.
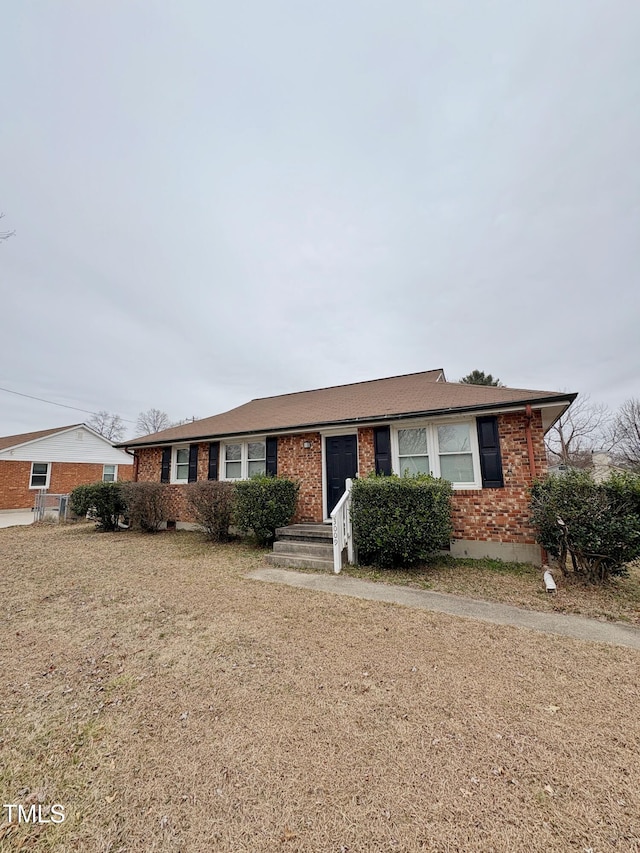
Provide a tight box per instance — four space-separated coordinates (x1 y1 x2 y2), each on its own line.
602 471 640 519
234 476 299 546
530 470 640 583
351 474 453 568
185 481 236 541
69 482 126 532
121 482 170 533
68 484 94 518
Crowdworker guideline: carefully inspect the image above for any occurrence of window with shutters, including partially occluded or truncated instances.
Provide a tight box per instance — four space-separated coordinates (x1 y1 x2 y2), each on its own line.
221 440 266 480
392 420 481 488
29 462 50 489
172 446 190 483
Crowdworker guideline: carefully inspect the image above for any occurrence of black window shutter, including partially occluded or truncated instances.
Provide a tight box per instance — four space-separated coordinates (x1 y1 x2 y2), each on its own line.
374 426 392 476
477 416 504 488
208 442 219 481
266 436 278 476
160 447 171 483
188 444 199 483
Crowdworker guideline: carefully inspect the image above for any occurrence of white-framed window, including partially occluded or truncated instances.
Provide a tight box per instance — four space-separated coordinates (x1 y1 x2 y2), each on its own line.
30 462 50 489
398 427 430 475
392 420 481 488
102 464 118 482
221 439 266 480
173 446 190 483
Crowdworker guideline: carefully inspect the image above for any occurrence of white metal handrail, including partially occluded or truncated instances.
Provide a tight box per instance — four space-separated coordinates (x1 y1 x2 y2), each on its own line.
330 477 354 574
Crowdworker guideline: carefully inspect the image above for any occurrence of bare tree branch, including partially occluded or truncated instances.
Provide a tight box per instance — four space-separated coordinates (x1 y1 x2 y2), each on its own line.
0 213 15 242
88 411 126 443
136 408 171 436
611 399 640 471
545 396 612 467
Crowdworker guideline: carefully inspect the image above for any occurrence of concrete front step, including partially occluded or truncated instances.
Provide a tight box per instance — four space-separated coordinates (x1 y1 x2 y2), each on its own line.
275 523 333 542
265 553 334 572
272 540 334 559
269 523 335 571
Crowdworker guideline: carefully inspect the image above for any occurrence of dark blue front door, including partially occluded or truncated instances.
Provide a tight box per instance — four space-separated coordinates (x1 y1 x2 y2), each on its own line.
325 434 358 516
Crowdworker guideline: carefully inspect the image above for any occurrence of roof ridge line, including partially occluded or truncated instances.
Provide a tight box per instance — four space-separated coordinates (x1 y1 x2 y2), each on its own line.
249 368 445 402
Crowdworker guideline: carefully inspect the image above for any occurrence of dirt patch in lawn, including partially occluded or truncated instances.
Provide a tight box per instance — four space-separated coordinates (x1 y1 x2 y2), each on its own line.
1 524 639 852
345 557 640 626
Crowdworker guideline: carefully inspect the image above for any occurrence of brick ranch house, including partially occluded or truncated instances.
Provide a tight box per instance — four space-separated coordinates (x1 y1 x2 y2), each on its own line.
122 369 576 565
0 424 133 511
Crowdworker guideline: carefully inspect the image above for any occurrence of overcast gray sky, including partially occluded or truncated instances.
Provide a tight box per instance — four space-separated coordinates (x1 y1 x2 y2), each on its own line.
1 1 638 438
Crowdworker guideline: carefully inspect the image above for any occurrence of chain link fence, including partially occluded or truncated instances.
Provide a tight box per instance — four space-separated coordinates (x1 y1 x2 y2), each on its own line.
33 490 70 523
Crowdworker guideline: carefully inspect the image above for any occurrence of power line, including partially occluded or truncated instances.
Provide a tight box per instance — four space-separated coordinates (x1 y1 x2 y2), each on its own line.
0 385 137 424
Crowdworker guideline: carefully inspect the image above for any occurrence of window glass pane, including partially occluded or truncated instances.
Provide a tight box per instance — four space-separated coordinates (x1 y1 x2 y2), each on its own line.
398 428 427 456
103 465 116 482
31 463 48 487
176 464 189 480
225 444 241 461
438 424 471 453
439 453 474 483
248 441 265 460
225 461 242 478
176 448 189 464
398 455 430 476
248 460 266 477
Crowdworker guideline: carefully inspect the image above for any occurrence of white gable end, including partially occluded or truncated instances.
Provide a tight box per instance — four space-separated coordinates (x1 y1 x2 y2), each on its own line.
0 426 133 465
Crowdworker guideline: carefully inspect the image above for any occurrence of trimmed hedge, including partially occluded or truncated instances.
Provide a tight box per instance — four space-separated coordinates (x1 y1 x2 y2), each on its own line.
530 470 640 583
121 481 169 533
185 481 236 541
69 482 126 532
234 476 299 545
351 474 453 568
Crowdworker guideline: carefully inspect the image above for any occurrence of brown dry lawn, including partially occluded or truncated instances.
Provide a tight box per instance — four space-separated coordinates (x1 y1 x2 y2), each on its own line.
0 524 639 852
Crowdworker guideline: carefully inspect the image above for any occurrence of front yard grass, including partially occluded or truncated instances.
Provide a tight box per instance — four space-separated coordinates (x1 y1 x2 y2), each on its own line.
0 524 639 852
345 555 640 625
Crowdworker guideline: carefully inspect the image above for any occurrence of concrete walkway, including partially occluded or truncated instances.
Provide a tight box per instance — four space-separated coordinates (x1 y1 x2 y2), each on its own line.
0 509 34 529
247 567 640 651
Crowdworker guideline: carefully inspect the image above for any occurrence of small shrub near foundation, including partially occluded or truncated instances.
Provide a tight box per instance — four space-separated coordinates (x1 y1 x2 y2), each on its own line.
69 482 126 532
234 476 299 546
185 481 236 541
121 482 170 533
351 474 453 568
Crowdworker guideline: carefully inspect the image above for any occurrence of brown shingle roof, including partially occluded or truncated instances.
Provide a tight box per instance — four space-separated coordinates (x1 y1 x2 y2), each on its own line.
0 424 82 452
123 370 575 447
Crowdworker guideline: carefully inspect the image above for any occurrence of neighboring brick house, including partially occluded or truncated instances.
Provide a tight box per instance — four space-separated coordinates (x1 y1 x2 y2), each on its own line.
121 369 576 565
0 424 134 511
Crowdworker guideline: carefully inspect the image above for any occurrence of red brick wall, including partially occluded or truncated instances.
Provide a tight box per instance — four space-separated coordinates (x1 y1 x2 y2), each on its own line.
134 444 211 522
132 411 548 542
0 460 133 510
277 432 323 522
135 435 326 524
358 428 376 477
451 411 547 544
